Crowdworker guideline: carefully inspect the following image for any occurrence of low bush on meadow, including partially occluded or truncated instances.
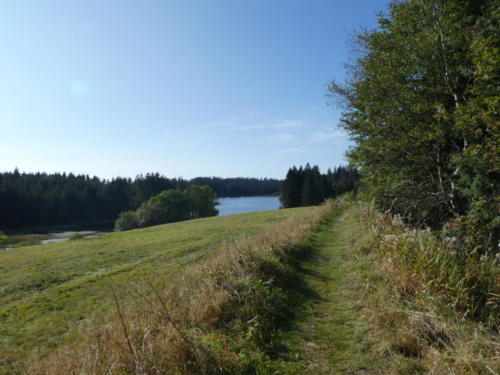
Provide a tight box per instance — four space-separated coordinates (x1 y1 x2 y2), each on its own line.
115 185 218 231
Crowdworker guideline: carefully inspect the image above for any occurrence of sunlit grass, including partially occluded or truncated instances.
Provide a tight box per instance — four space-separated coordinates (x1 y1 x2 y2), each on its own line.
0 207 313 373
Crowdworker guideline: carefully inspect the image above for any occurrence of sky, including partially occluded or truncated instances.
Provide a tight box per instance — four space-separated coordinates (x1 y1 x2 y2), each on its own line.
0 0 389 180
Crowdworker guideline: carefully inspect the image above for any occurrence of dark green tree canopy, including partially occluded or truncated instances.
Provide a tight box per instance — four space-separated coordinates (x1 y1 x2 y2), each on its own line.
280 165 359 208
330 0 498 251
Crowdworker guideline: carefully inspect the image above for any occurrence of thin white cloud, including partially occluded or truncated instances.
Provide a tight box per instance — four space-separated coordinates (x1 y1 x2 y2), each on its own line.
308 129 347 143
240 120 304 130
200 113 304 131
273 120 303 128
239 124 268 130
275 147 304 154
265 133 297 143
198 111 264 129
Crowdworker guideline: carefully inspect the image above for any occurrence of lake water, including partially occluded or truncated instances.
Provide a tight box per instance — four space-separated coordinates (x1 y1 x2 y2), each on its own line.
217 196 281 216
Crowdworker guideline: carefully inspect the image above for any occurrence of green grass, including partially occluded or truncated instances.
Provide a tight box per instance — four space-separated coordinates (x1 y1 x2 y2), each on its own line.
0 207 313 373
0 234 50 249
289 211 381 373
263 205 391 374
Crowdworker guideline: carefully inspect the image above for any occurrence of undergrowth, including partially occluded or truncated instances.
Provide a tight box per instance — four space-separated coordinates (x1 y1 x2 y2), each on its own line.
27 201 336 374
354 202 499 374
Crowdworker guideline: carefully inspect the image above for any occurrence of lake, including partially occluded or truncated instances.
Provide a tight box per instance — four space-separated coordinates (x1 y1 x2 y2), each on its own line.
217 196 281 216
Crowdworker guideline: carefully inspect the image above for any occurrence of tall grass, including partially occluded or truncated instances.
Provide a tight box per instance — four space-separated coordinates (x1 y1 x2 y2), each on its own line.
354 202 499 374
359 203 499 327
28 201 335 374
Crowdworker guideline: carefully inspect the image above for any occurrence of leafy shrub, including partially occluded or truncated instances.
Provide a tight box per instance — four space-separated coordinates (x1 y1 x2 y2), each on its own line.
114 210 138 231
185 185 218 218
115 186 218 231
137 189 190 227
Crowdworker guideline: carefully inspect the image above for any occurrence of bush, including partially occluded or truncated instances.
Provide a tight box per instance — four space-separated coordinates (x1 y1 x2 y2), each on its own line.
136 189 190 227
114 210 138 232
115 186 218 231
185 185 218 218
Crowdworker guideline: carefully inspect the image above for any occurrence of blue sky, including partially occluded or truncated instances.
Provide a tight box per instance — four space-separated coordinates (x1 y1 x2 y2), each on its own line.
0 0 389 179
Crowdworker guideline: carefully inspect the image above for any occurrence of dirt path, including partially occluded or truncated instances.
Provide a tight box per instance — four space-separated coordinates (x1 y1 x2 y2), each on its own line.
286 207 388 374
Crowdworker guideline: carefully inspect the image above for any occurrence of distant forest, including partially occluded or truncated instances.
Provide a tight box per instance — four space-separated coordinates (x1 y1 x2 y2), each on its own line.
280 165 359 208
0 170 280 228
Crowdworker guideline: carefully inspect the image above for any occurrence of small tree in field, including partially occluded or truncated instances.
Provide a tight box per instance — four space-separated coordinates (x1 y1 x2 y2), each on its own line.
136 189 190 228
115 185 218 231
185 185 218 219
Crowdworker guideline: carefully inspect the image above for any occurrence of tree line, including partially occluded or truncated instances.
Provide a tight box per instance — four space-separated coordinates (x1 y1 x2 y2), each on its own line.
0 170 280 228
280 164 360 208
330 0 498 252
189 177 280 197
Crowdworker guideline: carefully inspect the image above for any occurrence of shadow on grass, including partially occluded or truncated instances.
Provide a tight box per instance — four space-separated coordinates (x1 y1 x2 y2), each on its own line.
265 219 334 358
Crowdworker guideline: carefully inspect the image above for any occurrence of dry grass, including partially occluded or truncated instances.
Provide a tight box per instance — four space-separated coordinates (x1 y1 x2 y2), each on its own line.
1 207 312 373
27 202 335 374
353 202 500 375
22 198 500 374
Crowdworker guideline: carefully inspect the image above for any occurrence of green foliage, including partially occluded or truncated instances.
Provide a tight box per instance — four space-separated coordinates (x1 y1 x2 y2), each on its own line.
136 189 190 227
453 2 500 252
280 164 359 208
114 210 139 231
301 165 324 206
330 0 498 250
280 167 304 208
115 186 219 231
185 185 219 219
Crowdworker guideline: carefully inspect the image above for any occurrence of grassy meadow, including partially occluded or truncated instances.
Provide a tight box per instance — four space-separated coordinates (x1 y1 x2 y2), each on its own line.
2 200 496 374
0 207 313 373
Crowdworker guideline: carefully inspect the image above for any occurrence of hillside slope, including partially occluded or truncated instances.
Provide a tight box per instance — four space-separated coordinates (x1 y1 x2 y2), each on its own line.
0 207 313 373
4 201 497 374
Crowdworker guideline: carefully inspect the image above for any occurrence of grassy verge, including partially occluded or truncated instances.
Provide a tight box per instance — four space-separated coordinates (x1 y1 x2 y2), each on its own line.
28 202 335 374
353 202 499 374
0 207 314 374
273 200 498 374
